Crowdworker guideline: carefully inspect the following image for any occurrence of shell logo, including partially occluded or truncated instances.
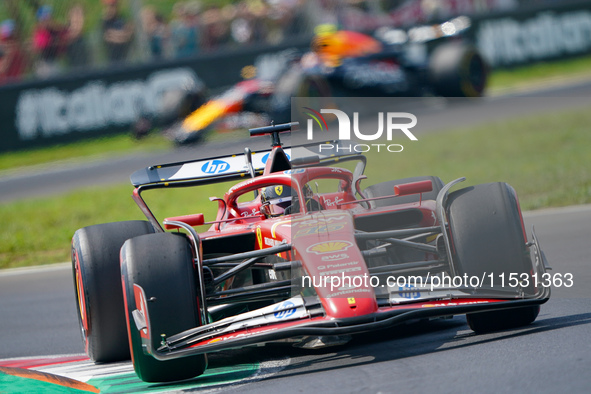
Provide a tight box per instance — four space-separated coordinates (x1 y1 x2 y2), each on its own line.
306 240 354 255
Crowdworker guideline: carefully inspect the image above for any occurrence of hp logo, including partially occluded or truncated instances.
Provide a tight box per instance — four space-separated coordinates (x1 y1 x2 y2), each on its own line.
273 301 296 319
201 160 230 174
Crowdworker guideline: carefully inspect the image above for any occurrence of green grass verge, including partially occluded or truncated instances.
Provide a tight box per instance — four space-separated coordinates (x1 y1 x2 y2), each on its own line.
0 133 169 174
488 54 591 92
1 106 589 269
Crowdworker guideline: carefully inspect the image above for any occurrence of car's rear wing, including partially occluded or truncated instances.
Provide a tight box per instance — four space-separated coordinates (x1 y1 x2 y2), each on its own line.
130 140 365 188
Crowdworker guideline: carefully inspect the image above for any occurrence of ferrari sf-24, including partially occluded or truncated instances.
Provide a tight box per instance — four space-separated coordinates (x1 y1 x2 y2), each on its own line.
72 122 549 383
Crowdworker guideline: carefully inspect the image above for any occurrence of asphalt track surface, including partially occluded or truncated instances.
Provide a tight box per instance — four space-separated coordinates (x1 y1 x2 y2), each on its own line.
0 206 589 393
1 80 591 392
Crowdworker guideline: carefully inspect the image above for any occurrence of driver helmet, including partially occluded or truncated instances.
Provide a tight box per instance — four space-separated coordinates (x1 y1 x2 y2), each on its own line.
261 185 292 217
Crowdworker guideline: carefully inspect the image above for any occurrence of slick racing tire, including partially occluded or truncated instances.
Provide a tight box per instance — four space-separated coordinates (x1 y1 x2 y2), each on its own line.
71 221 154 362
429 42 488 97
363 176 444 208
121 232 207 383
446 182 539 333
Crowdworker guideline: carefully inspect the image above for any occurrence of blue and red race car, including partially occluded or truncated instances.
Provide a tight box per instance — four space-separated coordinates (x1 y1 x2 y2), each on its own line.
145 17 488 144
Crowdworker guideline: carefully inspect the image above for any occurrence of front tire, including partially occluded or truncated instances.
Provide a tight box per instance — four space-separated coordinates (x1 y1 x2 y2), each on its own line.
71 221 154 362
446 182 539 333
121 232 207 383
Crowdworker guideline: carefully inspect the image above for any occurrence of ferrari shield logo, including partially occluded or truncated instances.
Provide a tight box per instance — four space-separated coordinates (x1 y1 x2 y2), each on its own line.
275 186 283 195
256 227 263 248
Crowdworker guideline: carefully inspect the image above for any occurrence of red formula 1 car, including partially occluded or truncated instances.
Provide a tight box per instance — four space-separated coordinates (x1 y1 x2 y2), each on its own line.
72 123 550 383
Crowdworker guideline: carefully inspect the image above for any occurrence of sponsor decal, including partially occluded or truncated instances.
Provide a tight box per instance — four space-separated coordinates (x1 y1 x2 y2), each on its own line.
284 169 305 174
422 300 489 308
323 196 345 207
321 253 350 262
292 215 347 227
16 68 201 141
477 11 591 67
306 240 354 255
317 261 359 270
201 159 231 174
398 284 421 300
203 327 279 345
328 288 373 297
264 237 282 247
241 208 259 217
256 227 263 249
319 266 362 276
273 301 296 319
343 61 407 90
295 224 345 237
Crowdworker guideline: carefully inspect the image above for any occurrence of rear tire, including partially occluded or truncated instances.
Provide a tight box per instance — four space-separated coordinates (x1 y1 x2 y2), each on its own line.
363 176 443 208
446 182 539 333
71 221 154 362
429 42 488 97
121 232 207 383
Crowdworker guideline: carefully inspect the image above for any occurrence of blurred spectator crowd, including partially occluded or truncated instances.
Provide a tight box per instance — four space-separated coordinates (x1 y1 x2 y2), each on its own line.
141 0 307 59
0 0 583 85
0 0 309 85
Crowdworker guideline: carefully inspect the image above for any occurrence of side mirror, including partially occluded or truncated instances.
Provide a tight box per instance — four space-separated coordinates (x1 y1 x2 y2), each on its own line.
163 213 205 230
394 180 433 197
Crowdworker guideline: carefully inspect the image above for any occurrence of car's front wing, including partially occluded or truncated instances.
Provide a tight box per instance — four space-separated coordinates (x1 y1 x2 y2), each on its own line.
131 215 551 361
134 291 549 362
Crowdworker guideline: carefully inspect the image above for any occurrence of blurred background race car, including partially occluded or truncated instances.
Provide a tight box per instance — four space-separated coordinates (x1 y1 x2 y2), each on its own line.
144 16 488 144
